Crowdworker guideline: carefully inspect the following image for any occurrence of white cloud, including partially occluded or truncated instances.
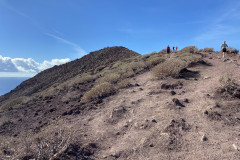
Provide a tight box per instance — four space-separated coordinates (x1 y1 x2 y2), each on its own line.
38 58 70 71
0 55 71 75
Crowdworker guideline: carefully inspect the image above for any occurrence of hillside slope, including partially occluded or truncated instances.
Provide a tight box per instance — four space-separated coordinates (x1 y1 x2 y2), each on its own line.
0 46 139 104
0 49 240 160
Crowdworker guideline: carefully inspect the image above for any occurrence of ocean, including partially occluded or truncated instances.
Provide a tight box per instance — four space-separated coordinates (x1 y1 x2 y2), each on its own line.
0 77 30 96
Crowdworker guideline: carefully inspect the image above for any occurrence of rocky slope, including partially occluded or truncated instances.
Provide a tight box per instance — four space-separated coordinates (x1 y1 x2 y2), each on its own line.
0 46 139 104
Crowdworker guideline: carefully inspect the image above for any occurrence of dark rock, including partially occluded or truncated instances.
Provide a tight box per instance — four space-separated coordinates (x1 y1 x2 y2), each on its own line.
152 119 157 123
170 91 176 95
204 110 209 115
172 98 185 107
184 98 189 103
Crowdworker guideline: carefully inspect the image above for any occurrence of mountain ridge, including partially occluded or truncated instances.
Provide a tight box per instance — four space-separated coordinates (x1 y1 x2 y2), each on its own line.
0 46 139 104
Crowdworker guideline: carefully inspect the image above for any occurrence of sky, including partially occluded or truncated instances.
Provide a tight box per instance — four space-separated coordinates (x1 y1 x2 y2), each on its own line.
0 0 240 77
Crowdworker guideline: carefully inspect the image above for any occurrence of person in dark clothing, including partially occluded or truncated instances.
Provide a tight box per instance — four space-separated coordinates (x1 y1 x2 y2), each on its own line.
166 45 170 58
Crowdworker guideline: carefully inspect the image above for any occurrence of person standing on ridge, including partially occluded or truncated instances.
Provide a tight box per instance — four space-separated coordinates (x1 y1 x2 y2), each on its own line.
166 45 171 58
176 46 178 51
173 46 175 52
221 41 228 58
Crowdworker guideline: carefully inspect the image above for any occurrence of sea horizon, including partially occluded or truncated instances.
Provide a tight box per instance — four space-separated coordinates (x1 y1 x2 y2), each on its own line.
0 77 30 96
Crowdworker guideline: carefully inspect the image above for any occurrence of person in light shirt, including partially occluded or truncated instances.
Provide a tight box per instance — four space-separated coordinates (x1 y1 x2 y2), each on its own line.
221 41 228 58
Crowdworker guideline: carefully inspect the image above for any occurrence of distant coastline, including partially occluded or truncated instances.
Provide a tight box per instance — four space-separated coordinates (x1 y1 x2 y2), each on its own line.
0 77 30 96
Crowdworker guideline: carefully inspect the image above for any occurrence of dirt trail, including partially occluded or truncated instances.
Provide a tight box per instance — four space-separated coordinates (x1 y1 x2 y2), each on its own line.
72 53 240 160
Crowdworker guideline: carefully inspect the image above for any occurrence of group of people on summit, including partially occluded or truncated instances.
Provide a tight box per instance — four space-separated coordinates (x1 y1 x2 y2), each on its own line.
166 45 178 54
165 41 230 58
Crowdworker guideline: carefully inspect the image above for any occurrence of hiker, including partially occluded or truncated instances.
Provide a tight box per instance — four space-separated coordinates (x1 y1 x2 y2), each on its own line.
166 45 170 57
176 46 178 51
173 46 175 52
221 41 228 58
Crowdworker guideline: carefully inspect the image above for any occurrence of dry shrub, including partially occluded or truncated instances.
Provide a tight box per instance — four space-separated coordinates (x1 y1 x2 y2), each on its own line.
128 61 147 73
178 52 202 66
81 82 115 102
231 48 239 54
111 61 124 69
73 73 97 85
0 96 31 112
94 65 105 73
178 46 198 54
219 74 240 98
120 68 135 79
146 56 166 68
34 127 72 160
116 79 131 89
0 136 16 159
199 48 214 52
152 59 187 78
97 73 121 84
61 91 82 103
57 73 97 90
158 49 167 54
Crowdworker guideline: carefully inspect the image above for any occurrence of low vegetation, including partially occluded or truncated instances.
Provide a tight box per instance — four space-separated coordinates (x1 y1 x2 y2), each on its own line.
199 48 214 52
0 96 31 112
218 74 240 98
152 59 187 78
0 126 72 160
177 46 198 54
81 82 116 102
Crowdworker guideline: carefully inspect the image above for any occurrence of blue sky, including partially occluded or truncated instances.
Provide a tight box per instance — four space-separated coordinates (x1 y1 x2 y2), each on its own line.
0 0 240 76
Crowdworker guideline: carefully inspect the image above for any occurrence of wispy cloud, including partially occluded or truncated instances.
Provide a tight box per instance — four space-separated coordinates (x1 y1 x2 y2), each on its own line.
46 33 86 57
194 1 240 44
0 0 30 19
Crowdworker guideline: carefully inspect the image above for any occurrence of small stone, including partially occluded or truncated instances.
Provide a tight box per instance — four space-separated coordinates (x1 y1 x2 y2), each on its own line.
203 76 210 79
204 110 209 115
149 144 154 147
201 135 207 141
139 88 143 91
233 144 238 151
